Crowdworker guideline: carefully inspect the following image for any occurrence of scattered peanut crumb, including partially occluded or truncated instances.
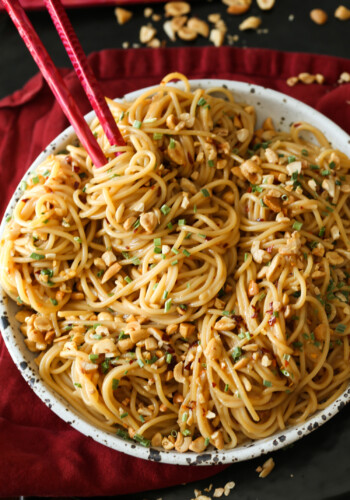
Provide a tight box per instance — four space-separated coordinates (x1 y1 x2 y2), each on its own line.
144 7 153 18
208 13 221 24
310 8 328 25
239 16 262 31
194 489 202 498
256 457 275 478
140 25 157 44
114 7 133 25
257 0 275 10
204 484 213 492
122 41 130 49
288 14 295 21
286 72 325 86
338 71 350 83
213 488 224 498
152 14 162 22
334 5 350 20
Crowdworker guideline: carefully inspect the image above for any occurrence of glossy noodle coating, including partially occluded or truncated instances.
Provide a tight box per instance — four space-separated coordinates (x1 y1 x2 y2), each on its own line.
1 73 350 452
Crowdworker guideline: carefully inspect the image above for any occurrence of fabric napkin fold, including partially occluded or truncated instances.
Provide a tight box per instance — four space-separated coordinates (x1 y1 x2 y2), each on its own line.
0 46 350 497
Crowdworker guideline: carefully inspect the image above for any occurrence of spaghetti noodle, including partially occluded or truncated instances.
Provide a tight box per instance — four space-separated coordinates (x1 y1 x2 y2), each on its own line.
1 73 350 453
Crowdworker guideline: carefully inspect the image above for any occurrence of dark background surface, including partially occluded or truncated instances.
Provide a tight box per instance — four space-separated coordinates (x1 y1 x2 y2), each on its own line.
1 1 350 499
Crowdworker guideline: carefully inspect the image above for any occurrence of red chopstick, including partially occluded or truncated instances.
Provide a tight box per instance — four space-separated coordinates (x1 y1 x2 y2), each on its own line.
44 0 125 148
1 0 107 168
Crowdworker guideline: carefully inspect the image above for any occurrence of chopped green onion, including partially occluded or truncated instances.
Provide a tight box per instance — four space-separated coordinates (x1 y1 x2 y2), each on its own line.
193 205 197 214
74 382 82 388
182 412 188 422
120 412 128 418
40 268 53 277
21 181 28 190
139 415 145 423
89 353 99 363
292 221 303 231
137 359 145 368
165 298 172 312
171 248 179 255
50 298 58 306
329 161 336 169
124 276 132 284
134 434 151 447
169 138 176 149
16 296 23 304
178 219 186 226
336 324 346 333
301 149 308 156
273 311 279 318
258 292 266 302
263 380 272 387
132 257 141 266
161 204 171 215
224 384 229 392
121 251 129 259
232 346 242 361
5 215 11 222
287 156 296 164
133 120 142 129
197 97 207 106
163 290 168 300
171 259 178 266
154 237 162 247
101 359 110 373
116 428 129 439
167 222 173 230
319 226 326 237
166 353 172 364
310 164 320 170
133 218 140 229
201 188 210 197
32 175 40 184
153 133 163 140
244 253 249 262
205 437 210 447
321 169 330 176
30 252 44 260
182 429 191 436
74 236 82 243
208 160 214 167
182 249 191 257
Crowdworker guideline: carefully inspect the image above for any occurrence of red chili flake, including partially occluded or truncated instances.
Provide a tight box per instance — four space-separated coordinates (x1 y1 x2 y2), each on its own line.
22 199 29 203
257 218 265 222
267 246 274 254
73 165 80 173
184 363 191 370
247 186 252 193
284 360 289 367
212 382 217 387
294 123 301 128
65 155 72 164
189 401 196 409
234 315 243 323
251 312 258 318
73 182 79 189
268 316 277 326
129 360 133 364
222 243 228 248
245 205 249 213
151 185 156 190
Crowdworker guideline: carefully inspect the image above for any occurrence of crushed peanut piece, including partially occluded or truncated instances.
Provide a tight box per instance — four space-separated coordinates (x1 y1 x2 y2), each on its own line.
114 8 132 25
256 457 275 478
310 9 328 25
239 16 262 30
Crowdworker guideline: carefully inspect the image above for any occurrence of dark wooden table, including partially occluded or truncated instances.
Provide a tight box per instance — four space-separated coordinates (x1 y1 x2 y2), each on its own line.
1 1 350 499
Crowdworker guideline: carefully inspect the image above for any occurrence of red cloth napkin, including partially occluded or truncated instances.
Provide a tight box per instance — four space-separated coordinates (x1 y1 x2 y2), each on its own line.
0 46 350 497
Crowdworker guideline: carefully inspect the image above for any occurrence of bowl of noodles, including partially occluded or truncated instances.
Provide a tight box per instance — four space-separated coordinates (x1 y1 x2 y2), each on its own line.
1 74 350 466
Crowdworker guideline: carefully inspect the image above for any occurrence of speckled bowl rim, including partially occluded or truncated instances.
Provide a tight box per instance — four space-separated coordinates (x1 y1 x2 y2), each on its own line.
1 79 350 466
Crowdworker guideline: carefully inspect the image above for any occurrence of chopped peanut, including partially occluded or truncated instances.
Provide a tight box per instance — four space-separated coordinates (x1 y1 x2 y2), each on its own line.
114 7 133 25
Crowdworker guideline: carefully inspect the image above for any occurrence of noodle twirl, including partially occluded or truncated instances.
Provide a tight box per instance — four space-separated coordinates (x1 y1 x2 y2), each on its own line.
1 74 350 453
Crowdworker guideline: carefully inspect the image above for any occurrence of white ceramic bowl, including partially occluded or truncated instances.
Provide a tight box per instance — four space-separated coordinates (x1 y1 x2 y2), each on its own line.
1 80 350 466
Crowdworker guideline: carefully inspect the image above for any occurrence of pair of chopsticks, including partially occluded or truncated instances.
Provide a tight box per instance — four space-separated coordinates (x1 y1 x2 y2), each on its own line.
1 0 125 168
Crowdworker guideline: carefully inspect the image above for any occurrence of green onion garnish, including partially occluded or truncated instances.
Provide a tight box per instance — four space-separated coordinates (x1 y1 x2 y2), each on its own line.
153 133 163 140
89 353 99 363
182 249 191 257
336 324 346 333
292 221 303 231
165 298 172 312
161 204 171 215
120 412 128 418
208 160 214 167
197 97 207 106
201 188 210 197
124 276 132 284
29 252 44 260
166 353 172 364
134 434 151 447
133 120 142 129
32 175 40 184
50 298 58 306
169 138 176 149
319 226 326 237
178 219 186 226
263 380 272 387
